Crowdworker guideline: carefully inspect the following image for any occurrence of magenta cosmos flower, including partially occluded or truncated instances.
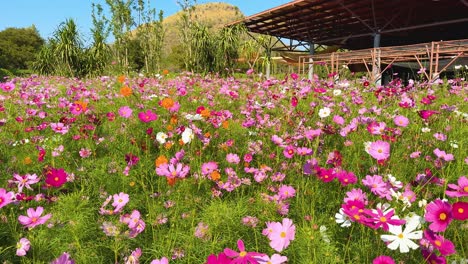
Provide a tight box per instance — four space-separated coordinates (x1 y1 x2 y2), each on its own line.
423 229 456 256
18 206 52 228
0 188 14 209
224 239 265 263
424 199 452 232
445 176 468 197
452 201 468 220
367 140 390 161
45 168 68 188
206 252 231 264
138 110 157 123
266 218 296 252
372 255 395 264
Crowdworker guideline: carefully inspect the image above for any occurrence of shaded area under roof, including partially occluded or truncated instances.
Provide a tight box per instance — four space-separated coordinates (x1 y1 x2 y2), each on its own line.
229 0 468 50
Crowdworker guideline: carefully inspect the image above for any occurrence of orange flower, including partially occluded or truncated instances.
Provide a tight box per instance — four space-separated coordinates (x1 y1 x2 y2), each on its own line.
164 141 173 150
166 177 177 186
155 155 168 167
222 120 229 129
204 132 211 138
170 115 178 125
120 86 132 97
200 108 211 118
161 98 175 109
162 69 169 75
210 171 221 181
117 75 126 83
23 156 32 165
74 100 88 111
166 124 173 131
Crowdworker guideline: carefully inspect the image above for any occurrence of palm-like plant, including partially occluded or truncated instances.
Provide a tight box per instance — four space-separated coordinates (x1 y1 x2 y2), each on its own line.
54 19 82 77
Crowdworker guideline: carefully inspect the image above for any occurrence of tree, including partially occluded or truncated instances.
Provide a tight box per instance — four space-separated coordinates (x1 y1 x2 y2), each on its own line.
53 19 83 76
0 26 44 71
88 3 111 76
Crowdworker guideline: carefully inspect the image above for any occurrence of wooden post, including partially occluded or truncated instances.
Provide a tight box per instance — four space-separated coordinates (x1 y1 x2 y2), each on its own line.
308 42 315 80
372 33 382 86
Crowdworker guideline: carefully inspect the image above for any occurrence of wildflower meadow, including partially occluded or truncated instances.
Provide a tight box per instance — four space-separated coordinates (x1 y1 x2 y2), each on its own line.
0 72 467 263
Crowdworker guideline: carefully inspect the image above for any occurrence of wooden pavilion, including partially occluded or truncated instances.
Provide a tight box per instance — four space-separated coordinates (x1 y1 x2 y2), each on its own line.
228 0 468 82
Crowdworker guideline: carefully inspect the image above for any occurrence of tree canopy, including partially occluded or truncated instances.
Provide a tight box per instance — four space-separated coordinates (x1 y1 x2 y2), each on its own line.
0 26 44 70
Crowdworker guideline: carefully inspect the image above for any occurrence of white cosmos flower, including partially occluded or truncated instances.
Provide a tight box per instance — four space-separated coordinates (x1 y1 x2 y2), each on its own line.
333 89 343 96
421 127 431 133
156 132 168 144
335 208 351 228
181 128 194 144
318 107 331 118
185 113 203 121
380 214 422 253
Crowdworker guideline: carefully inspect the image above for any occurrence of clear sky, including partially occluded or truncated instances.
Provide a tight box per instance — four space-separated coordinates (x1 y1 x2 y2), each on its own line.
0 0 291 43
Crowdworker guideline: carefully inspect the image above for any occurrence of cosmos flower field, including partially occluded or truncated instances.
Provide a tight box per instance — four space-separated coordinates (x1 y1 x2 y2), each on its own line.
0 72 466 263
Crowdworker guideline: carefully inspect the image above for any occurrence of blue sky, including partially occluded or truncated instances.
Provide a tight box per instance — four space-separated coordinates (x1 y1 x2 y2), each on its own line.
0 0 291 43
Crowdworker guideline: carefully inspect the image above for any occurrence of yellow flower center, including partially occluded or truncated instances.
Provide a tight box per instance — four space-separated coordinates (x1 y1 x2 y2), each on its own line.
434 240 442 247
377 149 383 153
54 177 59 182
280 231 286 238
31 217 37 223
380 217 387 222
439 213 447 220
171 171 177 177
354 214 360 220
464 186 468 192
239 251 247 257
0 198 3 204
458 208 464 214
397 233 404 239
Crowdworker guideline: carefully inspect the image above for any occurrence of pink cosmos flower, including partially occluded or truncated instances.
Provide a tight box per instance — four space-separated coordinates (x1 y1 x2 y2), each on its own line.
112 192 129 213
452 201 467 220
393 115 409 127
367 121 386 135
201 161 218 176
423 229 455 256
445 176 468 197
18 206 52 228
226 153 240 164
45 168 68 188
433 148 454 162
433 133 447 141
267 218 296 252
333 115 345 125
283 146 295 159
50 122 69 134
50 252 75 264
278 185 296 199
16 237 30 256
367 140 390 161
79 148 92 158
362 175 390 199
156 163 190 179
8 173 40 193
138 110 157 123
410 151 421 158
69 103 84 115
424 199 452 232
118 106 133 118
0 188 14 209
343 188 367 204
151 257 169 264
223 239 265 263
255 254 288 264
291 96 298 107
372 255 395 264
1 82 15 92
